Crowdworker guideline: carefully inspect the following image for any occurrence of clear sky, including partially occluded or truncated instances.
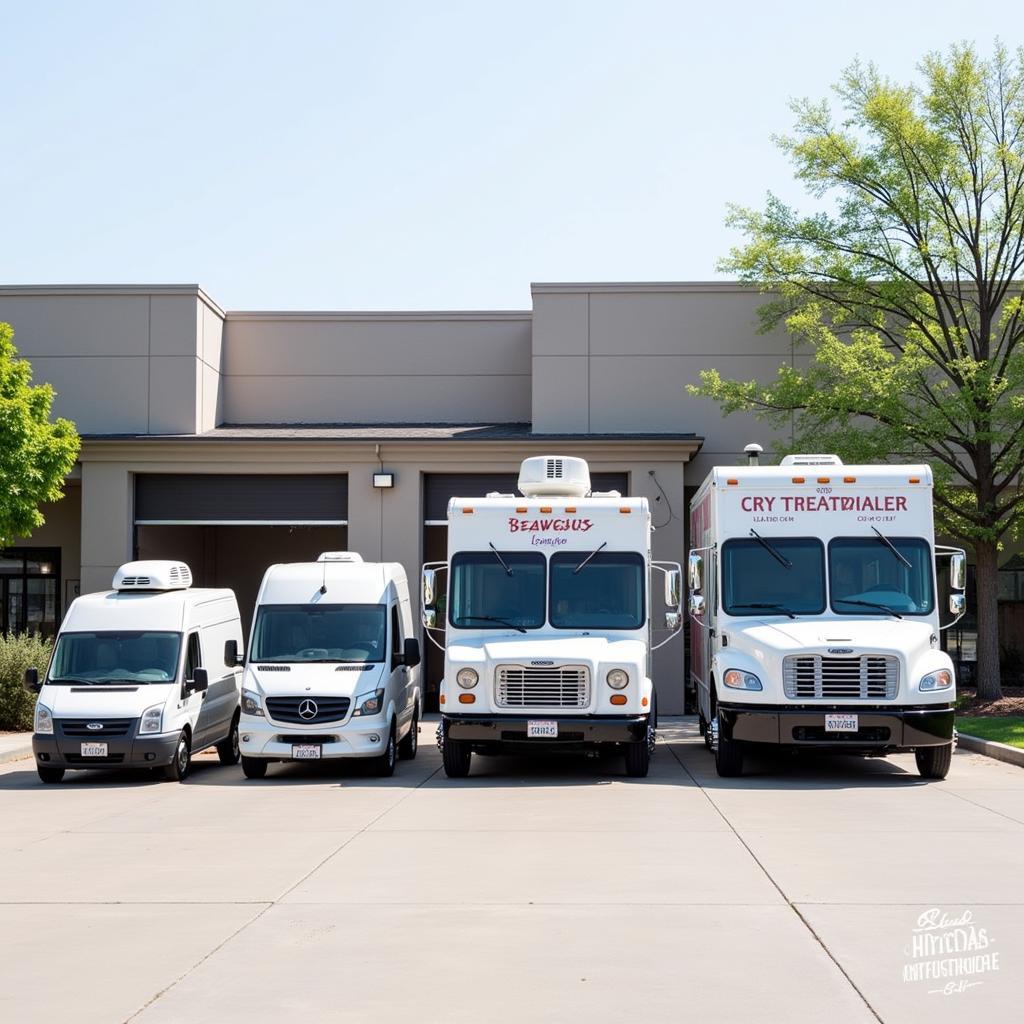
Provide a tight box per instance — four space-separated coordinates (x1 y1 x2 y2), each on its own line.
1 1 1018 310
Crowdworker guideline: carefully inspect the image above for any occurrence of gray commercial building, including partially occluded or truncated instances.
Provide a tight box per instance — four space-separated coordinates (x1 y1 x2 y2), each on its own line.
0 281 839 713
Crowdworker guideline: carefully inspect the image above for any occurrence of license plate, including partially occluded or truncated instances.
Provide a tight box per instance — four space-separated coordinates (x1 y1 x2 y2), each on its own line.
291 744 322 760
526 720 558 739
80 742 108 757
825 714 859 733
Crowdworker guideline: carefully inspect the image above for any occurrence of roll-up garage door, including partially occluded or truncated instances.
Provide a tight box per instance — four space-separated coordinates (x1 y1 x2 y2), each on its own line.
134 474 348 525
424 472 629 522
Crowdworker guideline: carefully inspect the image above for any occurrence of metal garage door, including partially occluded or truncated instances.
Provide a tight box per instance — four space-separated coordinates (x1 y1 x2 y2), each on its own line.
423 471 629 523
134 474 348 525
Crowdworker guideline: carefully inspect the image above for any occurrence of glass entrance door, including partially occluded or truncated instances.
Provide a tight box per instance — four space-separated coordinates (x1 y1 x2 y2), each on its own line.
0 548 61 637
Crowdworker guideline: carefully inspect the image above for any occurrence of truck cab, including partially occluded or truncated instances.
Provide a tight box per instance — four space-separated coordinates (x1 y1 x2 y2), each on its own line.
688 453 967 778
423 456 682 778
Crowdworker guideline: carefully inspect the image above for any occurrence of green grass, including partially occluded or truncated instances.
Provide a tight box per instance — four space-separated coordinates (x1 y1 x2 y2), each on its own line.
957 716 1024 749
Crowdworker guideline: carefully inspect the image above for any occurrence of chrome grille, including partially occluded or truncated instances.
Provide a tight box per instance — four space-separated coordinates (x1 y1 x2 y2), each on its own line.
495 665 589 708
783 655 898 700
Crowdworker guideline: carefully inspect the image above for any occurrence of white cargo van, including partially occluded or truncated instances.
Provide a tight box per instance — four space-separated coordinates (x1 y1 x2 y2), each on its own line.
238 552 421 778
422 456 682 779
688 451 967 778
26 561 243 784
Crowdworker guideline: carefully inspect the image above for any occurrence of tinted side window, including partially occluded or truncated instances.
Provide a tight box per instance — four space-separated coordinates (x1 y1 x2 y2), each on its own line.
390 605 403 670
184 632 202 681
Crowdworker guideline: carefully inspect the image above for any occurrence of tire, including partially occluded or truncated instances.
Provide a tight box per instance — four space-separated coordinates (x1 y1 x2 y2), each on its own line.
916 743 953 780
398 706 419 760
715 720 744 778
216 713 241 766
442 729 472 778
374 721 397 777
162 731 191 782
624 735 651 777
37 764 64 784
241 755 268 780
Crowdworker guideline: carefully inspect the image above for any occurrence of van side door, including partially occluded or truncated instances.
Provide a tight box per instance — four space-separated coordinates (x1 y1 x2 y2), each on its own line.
389 603 412 731
181 630 211 746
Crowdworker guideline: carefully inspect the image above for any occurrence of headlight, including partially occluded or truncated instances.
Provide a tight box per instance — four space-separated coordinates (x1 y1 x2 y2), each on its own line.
353 688 385 717
241 689 265 717
723 669 763 691
606 669 629 689
139 704 164 734
34 704 54 735
920 669 953 691
456 668 479 689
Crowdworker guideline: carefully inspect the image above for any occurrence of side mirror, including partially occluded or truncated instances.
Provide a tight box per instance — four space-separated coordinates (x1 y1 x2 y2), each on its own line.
664 569 681 610
687 551 704 593
402 637 421 668
950 552 966 591
422 608 437 629
688 594 706 617
23 667 41 694
190 668 209 694
949 593 966 616
664 611 681 630
224 639 243 667
422 567 437 609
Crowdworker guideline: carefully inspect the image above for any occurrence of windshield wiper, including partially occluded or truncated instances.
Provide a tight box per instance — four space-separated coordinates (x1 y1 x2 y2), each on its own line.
730 602 797 619
573 541 608 575
456 615 528 634
833 597 903 619
749 529 792 569
50 677 101 686
489 543 513 577
871 527 912 570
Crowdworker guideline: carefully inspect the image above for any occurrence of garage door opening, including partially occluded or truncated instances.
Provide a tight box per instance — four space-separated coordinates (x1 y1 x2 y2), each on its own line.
134 474 348 636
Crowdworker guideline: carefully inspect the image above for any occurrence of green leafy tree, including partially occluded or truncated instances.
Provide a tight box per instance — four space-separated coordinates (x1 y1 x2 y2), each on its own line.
0 321 80 545
692 43 1024 699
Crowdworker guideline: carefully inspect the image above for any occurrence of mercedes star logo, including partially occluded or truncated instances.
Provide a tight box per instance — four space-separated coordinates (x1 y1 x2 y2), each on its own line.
298 699 318 721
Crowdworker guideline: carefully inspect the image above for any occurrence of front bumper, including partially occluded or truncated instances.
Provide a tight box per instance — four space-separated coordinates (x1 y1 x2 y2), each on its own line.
238 714 389 760
33 731 180 769
718 702 955 750
443 713 648 751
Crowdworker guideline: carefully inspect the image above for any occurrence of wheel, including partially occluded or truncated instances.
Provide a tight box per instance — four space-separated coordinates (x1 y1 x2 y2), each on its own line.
216 713 241 766
916 743 952 780
398 706 419 760
624 735 651 777
37 764 64 784
241 755 268 780
373 721 398 777
714 714 744 777
442 728 472 778
162 731 191 782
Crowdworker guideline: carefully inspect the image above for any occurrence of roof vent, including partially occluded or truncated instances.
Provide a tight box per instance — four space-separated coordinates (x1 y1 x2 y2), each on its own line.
113 561 192 591
779 454 844 467
316 551 364 563
518 456 591 498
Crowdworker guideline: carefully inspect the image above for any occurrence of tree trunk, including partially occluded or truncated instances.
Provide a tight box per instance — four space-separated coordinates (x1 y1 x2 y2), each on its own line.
973 538 1003 700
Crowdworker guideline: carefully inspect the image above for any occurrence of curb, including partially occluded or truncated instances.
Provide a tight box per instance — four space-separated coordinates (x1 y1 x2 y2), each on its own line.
956 731 1024 769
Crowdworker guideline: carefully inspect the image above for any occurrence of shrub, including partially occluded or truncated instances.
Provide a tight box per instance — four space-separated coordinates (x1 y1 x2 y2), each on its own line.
0 633 53 731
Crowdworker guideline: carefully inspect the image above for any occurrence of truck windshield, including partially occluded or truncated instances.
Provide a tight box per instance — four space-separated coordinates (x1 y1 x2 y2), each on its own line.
250 604 387 662
549 551 645 629
449 551 546 630
722 538 826 616
48 631 181 684
829 537 934 615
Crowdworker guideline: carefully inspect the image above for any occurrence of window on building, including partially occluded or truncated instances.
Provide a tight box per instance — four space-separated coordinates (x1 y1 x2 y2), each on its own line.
0 547 61 638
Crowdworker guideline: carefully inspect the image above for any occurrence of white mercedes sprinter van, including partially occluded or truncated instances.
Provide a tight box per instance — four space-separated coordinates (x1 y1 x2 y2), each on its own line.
26 561 243 784
238 552 422 779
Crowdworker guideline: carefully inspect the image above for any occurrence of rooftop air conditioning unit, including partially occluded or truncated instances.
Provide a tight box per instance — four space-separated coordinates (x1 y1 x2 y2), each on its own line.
113 561 193 591
779 454 844 467
317 552 364 563
518 456 591 498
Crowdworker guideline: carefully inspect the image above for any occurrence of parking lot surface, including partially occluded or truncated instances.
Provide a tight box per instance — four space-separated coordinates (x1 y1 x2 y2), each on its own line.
0 718 1019 1023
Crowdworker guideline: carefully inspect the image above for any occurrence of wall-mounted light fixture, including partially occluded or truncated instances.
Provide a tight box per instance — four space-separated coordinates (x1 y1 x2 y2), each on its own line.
373 472 395 489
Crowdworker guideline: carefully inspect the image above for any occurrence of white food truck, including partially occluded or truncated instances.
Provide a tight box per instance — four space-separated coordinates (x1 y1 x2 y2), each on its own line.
238 552 421 779
26 561 243 783
422 456 682 778
688 451 967 778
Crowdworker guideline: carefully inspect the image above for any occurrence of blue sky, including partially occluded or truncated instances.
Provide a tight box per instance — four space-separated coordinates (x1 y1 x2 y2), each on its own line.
0 1 1018 310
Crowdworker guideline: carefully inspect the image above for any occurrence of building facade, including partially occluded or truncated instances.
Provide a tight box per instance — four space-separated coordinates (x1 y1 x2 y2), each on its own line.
0 281 803 713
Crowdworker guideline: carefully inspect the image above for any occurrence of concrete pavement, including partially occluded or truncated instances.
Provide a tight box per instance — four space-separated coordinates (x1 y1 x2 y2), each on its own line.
0 718 1019 1023
0 731 31 764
